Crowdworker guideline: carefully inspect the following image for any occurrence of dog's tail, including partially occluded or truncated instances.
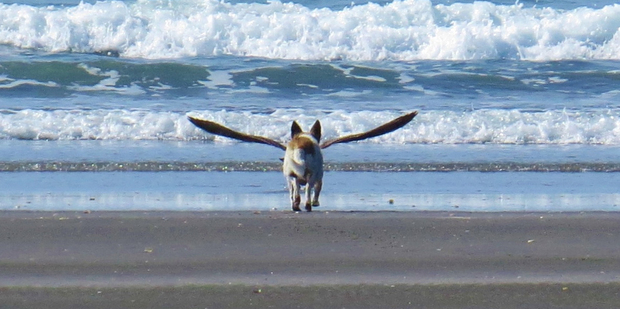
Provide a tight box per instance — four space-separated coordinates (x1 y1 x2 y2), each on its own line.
287 148 308 179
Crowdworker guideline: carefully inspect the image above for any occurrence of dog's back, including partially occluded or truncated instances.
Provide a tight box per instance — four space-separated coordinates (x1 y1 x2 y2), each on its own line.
283 133 323 185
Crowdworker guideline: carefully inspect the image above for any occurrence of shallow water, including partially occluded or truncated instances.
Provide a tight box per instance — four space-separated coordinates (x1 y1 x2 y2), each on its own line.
2 171 619 212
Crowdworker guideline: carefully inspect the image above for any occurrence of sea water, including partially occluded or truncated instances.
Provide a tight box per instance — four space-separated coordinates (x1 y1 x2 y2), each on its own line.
1 0 620 212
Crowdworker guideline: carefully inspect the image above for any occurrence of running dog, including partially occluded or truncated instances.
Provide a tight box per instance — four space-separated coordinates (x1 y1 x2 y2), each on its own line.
188 111 417 211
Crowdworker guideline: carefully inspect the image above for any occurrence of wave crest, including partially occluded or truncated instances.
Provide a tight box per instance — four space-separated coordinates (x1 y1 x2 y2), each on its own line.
2 109 620 145
1 0 620 61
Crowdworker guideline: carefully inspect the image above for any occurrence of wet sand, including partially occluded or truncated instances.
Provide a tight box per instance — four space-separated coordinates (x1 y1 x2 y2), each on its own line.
1 210 620 308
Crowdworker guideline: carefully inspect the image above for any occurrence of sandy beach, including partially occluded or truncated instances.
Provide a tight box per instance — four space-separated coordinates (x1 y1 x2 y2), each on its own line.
1 210 620 308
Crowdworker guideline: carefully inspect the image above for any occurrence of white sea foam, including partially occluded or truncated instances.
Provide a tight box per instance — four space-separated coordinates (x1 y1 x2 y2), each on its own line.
2 108 620 144
0 0 620 61
0 78 58 89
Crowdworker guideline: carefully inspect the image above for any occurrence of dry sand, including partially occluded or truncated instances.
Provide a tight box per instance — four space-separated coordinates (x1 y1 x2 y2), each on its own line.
1 210 620 308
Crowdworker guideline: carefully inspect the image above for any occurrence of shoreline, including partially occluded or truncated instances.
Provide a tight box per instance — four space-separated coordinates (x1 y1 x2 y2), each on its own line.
3 208 620 219
5 171 620 212
2 210 620 308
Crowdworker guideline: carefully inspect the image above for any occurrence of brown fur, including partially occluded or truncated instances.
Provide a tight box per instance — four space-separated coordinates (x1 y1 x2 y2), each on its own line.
288 135 316 156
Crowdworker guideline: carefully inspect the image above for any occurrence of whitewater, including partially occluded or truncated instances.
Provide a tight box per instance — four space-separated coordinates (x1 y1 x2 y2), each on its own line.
1 0 620 61
3 109 620 145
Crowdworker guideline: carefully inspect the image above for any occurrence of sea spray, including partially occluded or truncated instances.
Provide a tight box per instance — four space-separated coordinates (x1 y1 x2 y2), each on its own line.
1 0 620 60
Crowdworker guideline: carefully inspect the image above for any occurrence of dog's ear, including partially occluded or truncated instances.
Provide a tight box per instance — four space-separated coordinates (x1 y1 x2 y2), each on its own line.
310 120 321 142
291 121 303 138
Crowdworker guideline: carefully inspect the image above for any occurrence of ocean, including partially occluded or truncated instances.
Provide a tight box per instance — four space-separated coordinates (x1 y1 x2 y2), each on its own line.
1 0 620 212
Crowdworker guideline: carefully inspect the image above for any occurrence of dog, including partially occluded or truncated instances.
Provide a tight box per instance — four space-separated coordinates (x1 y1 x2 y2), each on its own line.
188 111 418 211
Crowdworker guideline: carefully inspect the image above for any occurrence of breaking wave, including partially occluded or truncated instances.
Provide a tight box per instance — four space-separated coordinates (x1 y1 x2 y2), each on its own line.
1 0 620 61
2 109 620 145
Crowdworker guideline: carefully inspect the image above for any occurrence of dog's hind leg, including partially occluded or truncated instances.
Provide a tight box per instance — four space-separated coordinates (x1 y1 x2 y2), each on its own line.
289 177 302 211
311 180 322 207
304 182 313 212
